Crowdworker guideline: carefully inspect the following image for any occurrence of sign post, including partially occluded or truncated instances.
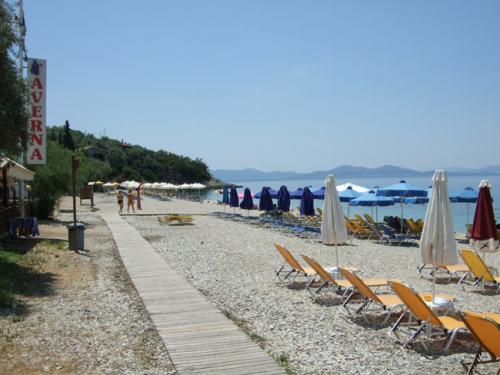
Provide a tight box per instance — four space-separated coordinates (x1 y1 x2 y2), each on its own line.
26 58 47 165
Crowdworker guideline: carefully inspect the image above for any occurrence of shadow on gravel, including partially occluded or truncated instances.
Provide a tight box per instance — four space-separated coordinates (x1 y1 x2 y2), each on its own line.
0 238 57 317
406 333 476 358
314 296 344 307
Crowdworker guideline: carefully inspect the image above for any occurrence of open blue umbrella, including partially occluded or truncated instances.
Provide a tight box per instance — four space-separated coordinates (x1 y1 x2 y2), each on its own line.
349 190 394 221
240 188 254 212
338 186 361 202
229 187 239 214
254 187 278 199
277 185 291 212
339 186 361 218
377 180 427 232
404 196 429 204
377 180 428 198
300 187 315 216
449 186 479 225
312 186 325 199
259 187 274 211
289 187 304 199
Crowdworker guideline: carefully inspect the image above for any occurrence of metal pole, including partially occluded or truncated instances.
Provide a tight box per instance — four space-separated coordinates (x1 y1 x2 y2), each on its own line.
400 202 404 234
71 156 77 228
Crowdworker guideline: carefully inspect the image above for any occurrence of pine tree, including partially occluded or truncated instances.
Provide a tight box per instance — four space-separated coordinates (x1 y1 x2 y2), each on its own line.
62 120 75 150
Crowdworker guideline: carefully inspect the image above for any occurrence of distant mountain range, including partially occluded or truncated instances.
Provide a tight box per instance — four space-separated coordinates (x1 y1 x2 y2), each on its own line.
211 165 500 182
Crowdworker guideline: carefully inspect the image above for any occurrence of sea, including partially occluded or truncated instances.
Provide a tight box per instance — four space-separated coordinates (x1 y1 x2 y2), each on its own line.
203 175 500 233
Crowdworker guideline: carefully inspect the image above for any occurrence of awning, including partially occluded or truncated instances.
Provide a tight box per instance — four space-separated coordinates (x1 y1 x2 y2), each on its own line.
0 158 35 181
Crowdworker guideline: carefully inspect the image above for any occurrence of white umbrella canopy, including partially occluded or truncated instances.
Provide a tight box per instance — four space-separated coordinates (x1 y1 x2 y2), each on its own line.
321 175 348 266
336 182 369 193
420 170 457 300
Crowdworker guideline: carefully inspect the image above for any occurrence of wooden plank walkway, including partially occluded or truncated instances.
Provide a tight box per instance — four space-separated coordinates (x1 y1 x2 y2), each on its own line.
101 214 285 375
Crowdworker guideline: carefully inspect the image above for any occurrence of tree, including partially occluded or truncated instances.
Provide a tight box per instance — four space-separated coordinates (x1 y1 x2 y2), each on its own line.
0 2 28 156
62 120 75 150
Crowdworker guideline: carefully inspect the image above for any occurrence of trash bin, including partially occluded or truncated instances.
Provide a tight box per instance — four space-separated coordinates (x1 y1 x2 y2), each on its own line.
67 223 85 250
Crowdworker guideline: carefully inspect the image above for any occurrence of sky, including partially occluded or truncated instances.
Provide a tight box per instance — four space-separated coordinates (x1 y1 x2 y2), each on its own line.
23 0 500 172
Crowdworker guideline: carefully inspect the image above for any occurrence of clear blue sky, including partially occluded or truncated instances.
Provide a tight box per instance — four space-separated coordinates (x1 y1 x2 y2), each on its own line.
24 1 500 172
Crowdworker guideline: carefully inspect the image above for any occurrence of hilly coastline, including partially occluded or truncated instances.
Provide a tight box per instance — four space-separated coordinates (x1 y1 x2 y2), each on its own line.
212 164 500 182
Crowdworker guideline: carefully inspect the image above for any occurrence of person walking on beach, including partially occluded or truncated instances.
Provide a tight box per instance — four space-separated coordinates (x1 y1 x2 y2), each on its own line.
137 183 143 210
117 190 124 214
127 189 135 214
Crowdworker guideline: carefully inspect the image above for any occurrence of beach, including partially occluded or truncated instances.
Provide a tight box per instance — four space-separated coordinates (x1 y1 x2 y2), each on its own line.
117 193 498 374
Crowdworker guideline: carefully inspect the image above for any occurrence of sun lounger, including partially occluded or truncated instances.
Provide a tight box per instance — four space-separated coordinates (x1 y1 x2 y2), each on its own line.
406 218 422 236
460 311 500 374
417 263 471 283
339 268 404 324
388 280 467 352
300 254 387 298
345 218 374 239
459 249 500 293
365 222 408 245
273 243 314 282
482 312 500 324
378 223 410 245
363 213 376 225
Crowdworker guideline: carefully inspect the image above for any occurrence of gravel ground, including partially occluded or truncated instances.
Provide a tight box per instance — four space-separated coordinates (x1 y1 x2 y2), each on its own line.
127 211 499 375
0 203 175 375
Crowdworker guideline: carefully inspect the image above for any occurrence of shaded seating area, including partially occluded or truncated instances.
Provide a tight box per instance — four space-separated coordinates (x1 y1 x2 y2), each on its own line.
1 157 36 237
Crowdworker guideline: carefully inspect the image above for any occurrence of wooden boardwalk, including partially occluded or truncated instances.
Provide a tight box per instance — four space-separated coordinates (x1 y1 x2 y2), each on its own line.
101 214 285 375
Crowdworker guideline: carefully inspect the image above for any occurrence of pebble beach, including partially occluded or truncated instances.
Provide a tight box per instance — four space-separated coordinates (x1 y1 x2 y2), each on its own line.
121 194 499 375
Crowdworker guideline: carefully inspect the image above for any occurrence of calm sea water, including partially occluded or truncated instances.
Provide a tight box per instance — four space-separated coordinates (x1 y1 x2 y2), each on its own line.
204 175 500 232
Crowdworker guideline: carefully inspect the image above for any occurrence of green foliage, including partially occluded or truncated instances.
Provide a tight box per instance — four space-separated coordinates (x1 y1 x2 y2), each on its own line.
30 125 212 217
49 125 212 183
0 2 28 156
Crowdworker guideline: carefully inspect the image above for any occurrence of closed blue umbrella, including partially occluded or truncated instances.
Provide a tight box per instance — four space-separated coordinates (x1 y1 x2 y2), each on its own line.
222 186 230 205
277 185 291 212
259 187 274 211
300 187 315 216
239 188 254 211
449 186 479 225
377 180 427 232
349 190 394 221
254 187 278 199
312 186 325 199
229 187 239 213
289 187 304 199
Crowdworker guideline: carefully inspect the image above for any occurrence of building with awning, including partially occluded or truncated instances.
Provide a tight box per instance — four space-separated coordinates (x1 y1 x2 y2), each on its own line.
1 157 35 233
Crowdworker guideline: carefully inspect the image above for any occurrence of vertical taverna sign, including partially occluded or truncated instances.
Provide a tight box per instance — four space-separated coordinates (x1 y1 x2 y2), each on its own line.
27 58 47 165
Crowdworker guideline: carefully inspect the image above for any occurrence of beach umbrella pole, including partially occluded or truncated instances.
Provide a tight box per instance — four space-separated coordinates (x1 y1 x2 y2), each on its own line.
432 266 436 303
335 239 339 268
400 202 404 234
466 203 470 227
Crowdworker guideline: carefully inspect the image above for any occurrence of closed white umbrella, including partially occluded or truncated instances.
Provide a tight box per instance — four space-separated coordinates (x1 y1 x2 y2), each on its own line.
321 175 348 267
420 170 457 301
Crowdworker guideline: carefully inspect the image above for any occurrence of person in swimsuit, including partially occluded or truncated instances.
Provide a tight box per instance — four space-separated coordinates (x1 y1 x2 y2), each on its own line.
117 190 124 214
127 189 135 214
